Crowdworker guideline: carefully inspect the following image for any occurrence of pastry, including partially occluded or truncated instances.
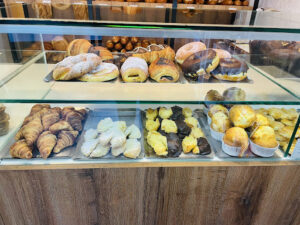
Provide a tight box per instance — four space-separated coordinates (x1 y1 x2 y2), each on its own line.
170 106 184 121
159 107 173 119
255 108 268 116
121 57 148 82
205 90 225 104
32 2 52 19
211 112 231 133
282 108 298 120
52 0 71 10
279 126 296 139
161 119 177 133
29 104 50 116
146 108 158 120
123 139 141 159
37 131 57 159
53 53 101 80
229 105 256 128
213 49 231 59
268 108 286 120
72 2 88 20
111 143 126 157
106 40 114 49
110 128 126 148
41 109 60 130
269 120 284 131
184 117 198 128
182 135 197 153
17 117 43 146
78 63 119 82
211 58 248 82
84 129 98 141
112 121 127 132
252 113 269 130
67 39 92 56
251 126 278 148
120 37 129 45
10 140 33 159
99 129 114 146
97 117 114 133
166 133 182 157
223 127 249 157
208 105 228 118
49 121 74 134
195 138 211 155
181 49 220 80
175 119 191 139
182 107 192 118
54 130 79 153
51 36 68 51
64 110 85 131
223 87 246 102
112 36 120 43
81 139 99 157
147 131 168 156
125 124 141 139
190 127 204 138
146 118 160 131
90 144 110 158
281 119 296 127
175 42 207 64
149 58 180 83
90 46 113 61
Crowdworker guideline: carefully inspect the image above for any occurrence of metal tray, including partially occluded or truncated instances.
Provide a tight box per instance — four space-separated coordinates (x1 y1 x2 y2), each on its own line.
74 108 144 160
142 108 215 159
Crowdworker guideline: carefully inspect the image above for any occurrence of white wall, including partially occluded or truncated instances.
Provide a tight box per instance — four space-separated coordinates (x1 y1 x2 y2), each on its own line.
258 0 300 13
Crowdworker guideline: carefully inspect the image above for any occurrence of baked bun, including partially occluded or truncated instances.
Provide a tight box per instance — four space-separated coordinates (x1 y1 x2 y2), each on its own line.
208 105 228 118
67 39 92 56
52 0 71 10
53 53 101 80
213 49 231 59
223 127 249 157
90 46 113 61
78 62 119 82
149 58 180 83
211 58 248 82
175 42 207 64
229 105 256 128
120 57 148 82
251 126 278 148
211 112 231 133
51 36 68 51
181 49 219 80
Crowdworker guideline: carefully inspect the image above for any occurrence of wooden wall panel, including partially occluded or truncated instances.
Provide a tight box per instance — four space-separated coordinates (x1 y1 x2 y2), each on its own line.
0 166 299 225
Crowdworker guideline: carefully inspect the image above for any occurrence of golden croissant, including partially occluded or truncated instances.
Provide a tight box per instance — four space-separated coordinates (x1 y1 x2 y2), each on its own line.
53 130 78 153
22 108 50 126
21 117 44 146
29 104 50 116
61 106 75 119
64 111 84 131
10 139 33 159
42 109 60 130
49 120 74 134
37 131 57 159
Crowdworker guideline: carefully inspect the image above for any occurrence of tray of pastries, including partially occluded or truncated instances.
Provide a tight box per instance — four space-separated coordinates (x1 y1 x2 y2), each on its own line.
1 104 87 159
74 108 144 159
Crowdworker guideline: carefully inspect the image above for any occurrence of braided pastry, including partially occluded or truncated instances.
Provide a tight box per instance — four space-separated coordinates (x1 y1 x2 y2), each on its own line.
53 53 101 80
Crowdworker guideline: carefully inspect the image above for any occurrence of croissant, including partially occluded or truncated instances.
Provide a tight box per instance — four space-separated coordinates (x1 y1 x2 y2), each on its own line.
23 108 50 126
61 106 75 119
49 120 74 134
64 111 84 131
42 109 60 130
53 130 78 153
21 117 44 146
30 104 51 116
10 140 33 159
37 131 57 159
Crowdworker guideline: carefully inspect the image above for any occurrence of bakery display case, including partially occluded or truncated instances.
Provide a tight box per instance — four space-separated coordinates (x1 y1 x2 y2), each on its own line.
0 8 300 169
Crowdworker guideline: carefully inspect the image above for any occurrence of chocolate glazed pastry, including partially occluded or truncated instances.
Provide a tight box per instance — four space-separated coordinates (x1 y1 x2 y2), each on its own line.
166 133 182 157
170 106 183 120
197 137 211 155
211 58 249 82
175 119 191 139
181 49 219 81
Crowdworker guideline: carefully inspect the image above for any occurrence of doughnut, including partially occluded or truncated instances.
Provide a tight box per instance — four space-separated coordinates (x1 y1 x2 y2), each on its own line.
121 57 148 82
181 49 219 80
211 58 248 82
53 53 101 80
213 49 232 59
78 62 119 82
175 42 207 64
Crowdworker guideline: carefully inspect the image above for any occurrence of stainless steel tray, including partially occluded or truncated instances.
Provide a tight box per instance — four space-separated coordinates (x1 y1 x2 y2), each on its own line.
74 108 144 160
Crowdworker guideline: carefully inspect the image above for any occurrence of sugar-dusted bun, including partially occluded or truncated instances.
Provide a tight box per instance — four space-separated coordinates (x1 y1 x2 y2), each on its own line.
223 127 248 157
213 48 231 59
121 57 148 82
67 39 92 56
51 36 68 51
175 42 207 64
229 105 256 128
78 62 119 82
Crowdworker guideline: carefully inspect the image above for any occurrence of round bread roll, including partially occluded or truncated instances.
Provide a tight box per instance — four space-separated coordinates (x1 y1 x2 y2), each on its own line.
52 36 68 51
114 43 122 50
78 62 119 82
67 39 92 56
106 40 114 49
223 127 249 157
112 36 120 43
121 57 148 82
149 58 180 83
175 42 207 64
229 105 256 128
126 42 134 51
131 37 139 43
121 37 129 45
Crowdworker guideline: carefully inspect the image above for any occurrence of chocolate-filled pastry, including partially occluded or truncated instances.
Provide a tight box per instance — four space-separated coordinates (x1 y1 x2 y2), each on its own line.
196 137 211 155
211 58 248 82
149 58 180 83
181 49 219 81
166 133 182 157
170 106 183 120
175 119 191 139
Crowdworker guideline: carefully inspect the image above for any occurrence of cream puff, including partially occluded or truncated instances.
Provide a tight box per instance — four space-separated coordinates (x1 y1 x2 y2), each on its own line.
251 126 278 148
229 105 256 128
223 127 249 157
159 107 173 119
211 112 231 133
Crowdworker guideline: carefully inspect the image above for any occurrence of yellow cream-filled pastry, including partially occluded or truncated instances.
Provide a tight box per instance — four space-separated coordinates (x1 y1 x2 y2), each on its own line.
281 119 296 127
251 113 269 131
182 107 192 118
278 126 295 139
282 108 298 120
159 107 173 119
211 112 231 133
184 117 198 128
190 127 204 138
182 135 197 153
146 118 160 131
208 105 228 118
121 57 148 82
161 119 177 133
268 108 286 120
255 108 268 116
78 62 119 82
146 108 158 120
269 120 284 131
149 58 180 83
229 105 256 128
223 127 249 157
147 131 168 156
251 126 278 148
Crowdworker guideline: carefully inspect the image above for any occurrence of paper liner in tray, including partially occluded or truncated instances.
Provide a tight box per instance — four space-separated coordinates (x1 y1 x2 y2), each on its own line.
142 109 215 159
73 108 144 160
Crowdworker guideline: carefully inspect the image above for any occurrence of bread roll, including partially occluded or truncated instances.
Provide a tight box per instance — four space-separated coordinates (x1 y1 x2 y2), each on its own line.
67 39 92 56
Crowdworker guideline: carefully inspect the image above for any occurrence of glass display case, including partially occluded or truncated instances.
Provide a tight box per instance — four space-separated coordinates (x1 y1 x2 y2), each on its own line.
0 6 299 168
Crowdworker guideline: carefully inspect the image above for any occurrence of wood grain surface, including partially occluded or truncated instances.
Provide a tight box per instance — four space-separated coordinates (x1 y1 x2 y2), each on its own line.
0 166 299 225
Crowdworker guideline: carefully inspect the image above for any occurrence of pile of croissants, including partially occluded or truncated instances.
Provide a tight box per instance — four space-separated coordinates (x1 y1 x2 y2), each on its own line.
10 104 86 159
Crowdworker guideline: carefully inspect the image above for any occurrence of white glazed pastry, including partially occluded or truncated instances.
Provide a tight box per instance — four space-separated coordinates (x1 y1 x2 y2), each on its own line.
110 129 126 148
98 129 114 146
111 143 126 156
124 139 141 159
121 57 149 82
97 117 113 133
84 129 98 141
112 121 127 132
90 144 110 158
125 124 141 139
81 139 98 156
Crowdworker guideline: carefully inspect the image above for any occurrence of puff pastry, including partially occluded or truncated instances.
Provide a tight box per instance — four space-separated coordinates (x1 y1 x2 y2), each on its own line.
149 58 180 83
121 57 148 82
78 63 119 82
